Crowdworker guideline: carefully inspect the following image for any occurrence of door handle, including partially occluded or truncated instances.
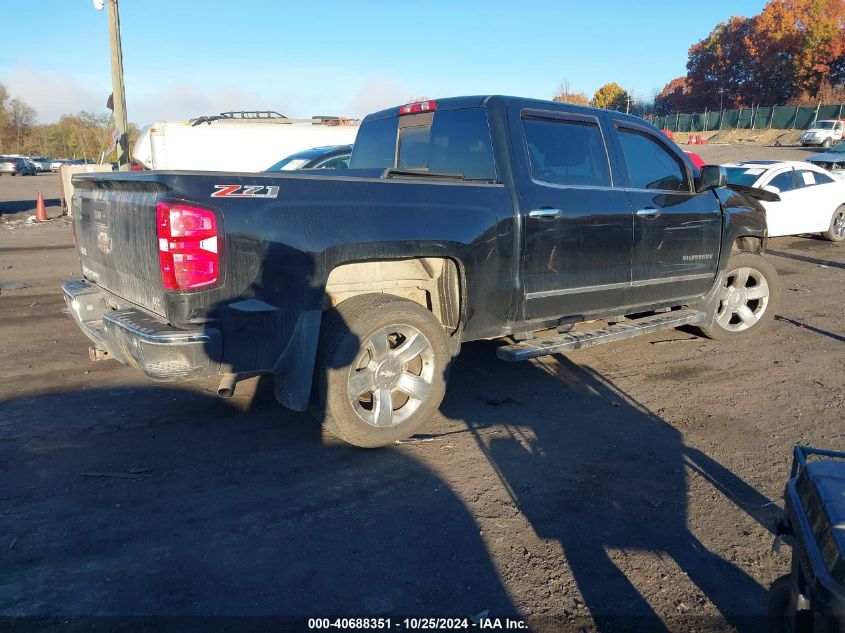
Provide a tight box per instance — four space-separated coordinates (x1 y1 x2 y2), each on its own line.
636 208 661 219
528 208 562 220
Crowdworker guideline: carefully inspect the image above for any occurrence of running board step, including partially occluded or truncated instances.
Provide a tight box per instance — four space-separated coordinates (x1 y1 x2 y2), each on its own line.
496 309 707 362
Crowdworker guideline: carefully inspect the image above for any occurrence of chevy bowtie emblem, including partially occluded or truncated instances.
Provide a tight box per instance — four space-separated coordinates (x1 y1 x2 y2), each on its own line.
97 230 112 254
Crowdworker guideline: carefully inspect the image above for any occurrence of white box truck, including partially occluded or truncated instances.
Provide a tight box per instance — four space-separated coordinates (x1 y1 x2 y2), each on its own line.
132 111 360 172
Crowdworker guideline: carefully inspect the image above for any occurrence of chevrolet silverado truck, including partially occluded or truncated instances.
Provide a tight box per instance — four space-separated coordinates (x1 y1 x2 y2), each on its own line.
64 95 779 447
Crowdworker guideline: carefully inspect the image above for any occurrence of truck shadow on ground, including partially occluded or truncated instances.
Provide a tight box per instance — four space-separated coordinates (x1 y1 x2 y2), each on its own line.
0 381 516 622
0 337 781 630
774 314 845 343
441 340 779 632
766 248 845 270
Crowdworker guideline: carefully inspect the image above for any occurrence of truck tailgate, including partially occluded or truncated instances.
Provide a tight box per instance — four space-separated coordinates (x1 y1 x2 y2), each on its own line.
72 178 170 316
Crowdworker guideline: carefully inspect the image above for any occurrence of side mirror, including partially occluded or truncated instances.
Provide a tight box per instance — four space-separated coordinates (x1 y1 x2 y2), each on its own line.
695 164 726 192
762 185 780 194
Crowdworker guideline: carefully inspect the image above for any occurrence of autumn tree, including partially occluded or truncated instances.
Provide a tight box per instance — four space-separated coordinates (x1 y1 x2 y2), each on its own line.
750 0 845 100
593 82 629 111
552 80 591 106
654 77 695 115
673 0 845 111
685 17 763 109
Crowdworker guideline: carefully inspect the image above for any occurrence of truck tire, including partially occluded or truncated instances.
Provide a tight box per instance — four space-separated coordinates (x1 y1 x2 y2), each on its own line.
767 575 791 633
822 205 845 241
696 252 779 341
313 293 450 448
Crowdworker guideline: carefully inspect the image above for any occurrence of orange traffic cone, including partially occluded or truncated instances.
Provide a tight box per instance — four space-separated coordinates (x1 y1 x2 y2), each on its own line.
35 192 47 222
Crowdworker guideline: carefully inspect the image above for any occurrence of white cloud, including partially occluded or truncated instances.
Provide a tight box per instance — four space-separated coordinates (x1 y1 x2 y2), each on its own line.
128 83 294 124
345 75 413 118
4 67 107 123
3 65 420 126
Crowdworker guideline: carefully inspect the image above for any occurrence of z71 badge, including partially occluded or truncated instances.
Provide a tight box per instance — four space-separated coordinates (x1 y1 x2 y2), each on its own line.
211 185 279 199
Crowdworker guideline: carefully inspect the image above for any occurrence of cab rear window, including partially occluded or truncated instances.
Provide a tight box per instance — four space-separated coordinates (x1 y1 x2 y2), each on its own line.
350 108 497 181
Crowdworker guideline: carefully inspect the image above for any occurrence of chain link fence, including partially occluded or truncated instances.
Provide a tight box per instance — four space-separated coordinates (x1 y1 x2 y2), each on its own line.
652 103 845 133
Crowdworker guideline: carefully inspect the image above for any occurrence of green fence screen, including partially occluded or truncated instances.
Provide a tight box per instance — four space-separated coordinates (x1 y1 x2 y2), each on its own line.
652 103 845 132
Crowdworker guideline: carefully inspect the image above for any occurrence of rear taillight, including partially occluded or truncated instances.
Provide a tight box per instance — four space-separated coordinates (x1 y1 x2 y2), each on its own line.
398 100 437 115
156 201 220 291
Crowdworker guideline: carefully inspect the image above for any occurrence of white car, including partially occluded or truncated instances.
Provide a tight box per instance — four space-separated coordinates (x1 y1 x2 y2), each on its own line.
723 161 845 241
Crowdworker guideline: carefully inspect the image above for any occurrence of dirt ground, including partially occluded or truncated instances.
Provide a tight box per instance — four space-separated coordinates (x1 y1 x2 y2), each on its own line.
1 158 843 632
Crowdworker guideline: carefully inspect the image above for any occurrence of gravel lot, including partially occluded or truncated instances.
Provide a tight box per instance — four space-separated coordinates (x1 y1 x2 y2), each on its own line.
0 171 63 221
0 154 843 631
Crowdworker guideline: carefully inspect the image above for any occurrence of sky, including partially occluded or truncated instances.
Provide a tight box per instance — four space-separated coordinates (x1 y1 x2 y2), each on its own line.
1 0 769 125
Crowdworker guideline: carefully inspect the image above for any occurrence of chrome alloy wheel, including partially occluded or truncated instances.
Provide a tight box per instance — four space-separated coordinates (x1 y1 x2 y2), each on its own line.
715 266 770 332
833 209 845 239
347 324 436 428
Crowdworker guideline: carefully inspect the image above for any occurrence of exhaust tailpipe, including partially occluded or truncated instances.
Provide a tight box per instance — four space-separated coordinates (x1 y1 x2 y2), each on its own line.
217 373 237 398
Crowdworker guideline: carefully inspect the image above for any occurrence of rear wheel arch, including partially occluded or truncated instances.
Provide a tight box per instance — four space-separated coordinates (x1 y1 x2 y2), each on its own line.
323 257 464 334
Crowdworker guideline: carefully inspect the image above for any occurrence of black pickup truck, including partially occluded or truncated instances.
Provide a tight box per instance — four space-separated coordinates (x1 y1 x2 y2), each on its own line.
64 95 779 447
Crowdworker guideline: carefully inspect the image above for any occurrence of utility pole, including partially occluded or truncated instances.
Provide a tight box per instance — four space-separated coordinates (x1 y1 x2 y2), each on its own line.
105 0 129 170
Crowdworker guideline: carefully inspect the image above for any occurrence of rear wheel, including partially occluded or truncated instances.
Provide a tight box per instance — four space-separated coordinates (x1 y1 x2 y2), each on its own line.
822 205 845 241
313 294 450 448
697 253 779 340
767 575 792 633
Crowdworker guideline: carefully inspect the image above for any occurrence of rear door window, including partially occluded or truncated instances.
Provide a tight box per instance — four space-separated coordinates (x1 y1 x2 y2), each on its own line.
617 129 688 192
522 117 611 187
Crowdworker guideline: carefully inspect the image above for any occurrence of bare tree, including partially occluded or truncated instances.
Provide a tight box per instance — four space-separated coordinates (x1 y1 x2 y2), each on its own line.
553 79 591 106
9 98 36 153
0 82 10 152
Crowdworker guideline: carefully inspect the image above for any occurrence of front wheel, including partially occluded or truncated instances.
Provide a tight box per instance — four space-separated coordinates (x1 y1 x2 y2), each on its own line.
313 294 451 448
696 253 779 340
823 138 832 148
822 205 845 241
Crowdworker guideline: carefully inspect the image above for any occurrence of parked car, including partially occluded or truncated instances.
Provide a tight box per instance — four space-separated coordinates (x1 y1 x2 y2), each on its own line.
29 156 52 172
265 144 353 171
685 151 705 169
723 160 845 241
767 446 845 633
806 141 845 179
0 156 36 176
64 95 779 447
22 158 39 175
50 159 66 172
799 119 845 148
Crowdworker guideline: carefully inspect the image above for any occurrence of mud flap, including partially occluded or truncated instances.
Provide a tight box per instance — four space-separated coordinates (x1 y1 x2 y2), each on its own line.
689 269 726 329
273 310 322 411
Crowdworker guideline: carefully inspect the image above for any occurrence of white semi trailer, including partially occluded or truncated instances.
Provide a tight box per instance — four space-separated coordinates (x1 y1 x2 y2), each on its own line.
132 111 359 172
